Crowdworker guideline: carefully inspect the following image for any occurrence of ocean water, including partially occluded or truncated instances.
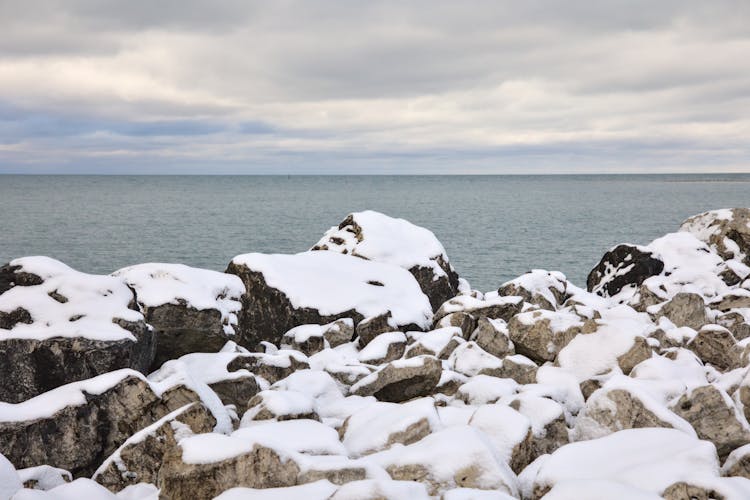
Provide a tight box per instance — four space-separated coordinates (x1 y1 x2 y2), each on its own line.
1 174 748 292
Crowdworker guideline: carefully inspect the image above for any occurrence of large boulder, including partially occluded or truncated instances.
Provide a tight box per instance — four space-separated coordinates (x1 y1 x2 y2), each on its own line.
0 257 154 402
113 263 245 371
311 211 460 310
0 369 201 477
226 251 432 349
498 270 570 310
350 355 442 402
680 208 750 267
508 308 597 364
586 244 664 297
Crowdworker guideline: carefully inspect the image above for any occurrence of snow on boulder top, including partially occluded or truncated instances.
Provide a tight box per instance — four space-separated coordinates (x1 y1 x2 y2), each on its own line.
0 256 143 341
113 263 245 335
680 208 750 264
312 210 452 275
230 251 433 329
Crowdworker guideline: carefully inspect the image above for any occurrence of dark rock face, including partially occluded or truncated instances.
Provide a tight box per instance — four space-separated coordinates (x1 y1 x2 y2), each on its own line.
351 356 442 403
0 374 200 477
407 255 460 311
0 322 155 403
0 263 43 295
141 302 228 371
587 244 665 297
226 352 310 385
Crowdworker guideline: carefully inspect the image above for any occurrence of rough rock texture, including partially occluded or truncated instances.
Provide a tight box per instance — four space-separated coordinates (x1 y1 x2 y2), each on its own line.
680 208 750 265
687 325 741 372
158 444 300 499
434 296 523 325
586 244 665 297
654 292 708 330
498 270 569 310
139 302 230 371
311 211 460 311
471 317 514 358
616 335 653 375
0 374 200 477
356 312 397 347
351 356 442 402
209 375 261 415
672 385 750 459
508 310 597 364
226 352 310 385
93 402 216 492
435 312 477 339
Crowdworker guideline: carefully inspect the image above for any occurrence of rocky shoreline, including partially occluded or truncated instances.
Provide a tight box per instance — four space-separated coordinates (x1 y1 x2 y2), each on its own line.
1 208 750 499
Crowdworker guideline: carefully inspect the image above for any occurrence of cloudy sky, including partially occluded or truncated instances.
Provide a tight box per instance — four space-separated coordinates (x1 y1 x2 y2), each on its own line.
1 0 749 174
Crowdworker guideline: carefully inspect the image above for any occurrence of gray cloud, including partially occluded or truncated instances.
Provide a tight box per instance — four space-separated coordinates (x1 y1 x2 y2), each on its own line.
0 0 748 173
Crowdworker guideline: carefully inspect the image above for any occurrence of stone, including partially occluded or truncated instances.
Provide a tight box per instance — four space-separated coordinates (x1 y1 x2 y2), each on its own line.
653 292 708 330
356 312 398 347
498 270 569 310
491 355 538 385
434 295 523 325
93 402 216 492
158 443 300 499
226 351 310 385
711 292 750 312
405 328 464 360
434 312 477 339
672 385 750 459
351 356 442 403
587 244 664 297
687 325 741 372
242 390 319 422
208 375 261 415
282 324 327 356
680 208 750 266
616 335 653 374
0 371 200 477
508 308 597 364
16 465 71 491
310 211 460 310
722 444 750 479
661 482 725 500
716 311 750 341
471 317 514 358
0 257 155 402
358 331 407 365
323 318 355 348
226 251 432 349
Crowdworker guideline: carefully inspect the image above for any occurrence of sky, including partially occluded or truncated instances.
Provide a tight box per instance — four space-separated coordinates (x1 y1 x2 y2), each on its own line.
0 0 749 174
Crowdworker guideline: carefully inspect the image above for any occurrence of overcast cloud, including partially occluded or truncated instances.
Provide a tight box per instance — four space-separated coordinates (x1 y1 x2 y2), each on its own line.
0 0 748 173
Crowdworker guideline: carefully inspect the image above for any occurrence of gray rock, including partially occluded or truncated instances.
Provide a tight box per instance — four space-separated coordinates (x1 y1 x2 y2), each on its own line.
434 312 476 339
653 292 708 330
356 312 398 347
226 351 310 385
471 317 514 359
351 356 442 402
498 270 569 310
508 309 597 364
687 325 741 372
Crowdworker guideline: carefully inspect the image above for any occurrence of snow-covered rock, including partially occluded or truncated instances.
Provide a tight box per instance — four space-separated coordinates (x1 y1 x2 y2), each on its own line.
226 251 432 349
113 263 245 370
508 307 596 363
350 356 442 402
680 208 750 268
586 244 664 298
0 257 153 402
311 210 460 311
498 270 570 310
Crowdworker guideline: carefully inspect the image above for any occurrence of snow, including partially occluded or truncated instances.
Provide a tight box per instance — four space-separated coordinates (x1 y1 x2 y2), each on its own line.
230 251 432 329
407 327 462 356
722 443 750 475
313 210 451 277
0 369 138 423
240 389 315 424
499 394 565 436
467 404 531 463
11 478 120 499
540 479 661 500
16 466 71 491
448 342 503 377
330 479 431 500
528 428 719 496
499 269 568 307
457 376 519 405
514 308 584 333
341 398 441 456
215 480 338 500
283 324 326 344
0 257 142 341
436 295 522 319
357 331 406 363
113 263 244 335
1 453 22 500
365 425 519 496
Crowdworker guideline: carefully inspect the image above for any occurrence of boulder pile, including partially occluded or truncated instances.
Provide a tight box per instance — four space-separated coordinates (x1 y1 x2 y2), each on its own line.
1 209 750 499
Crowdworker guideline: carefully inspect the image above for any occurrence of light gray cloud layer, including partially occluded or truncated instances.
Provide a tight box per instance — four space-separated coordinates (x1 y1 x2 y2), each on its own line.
1 0 749 173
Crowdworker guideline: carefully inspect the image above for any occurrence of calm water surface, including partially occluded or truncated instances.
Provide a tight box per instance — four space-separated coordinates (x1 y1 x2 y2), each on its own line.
1 175 748 291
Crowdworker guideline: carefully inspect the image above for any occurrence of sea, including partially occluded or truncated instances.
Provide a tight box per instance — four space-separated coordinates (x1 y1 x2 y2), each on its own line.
1 174 748 292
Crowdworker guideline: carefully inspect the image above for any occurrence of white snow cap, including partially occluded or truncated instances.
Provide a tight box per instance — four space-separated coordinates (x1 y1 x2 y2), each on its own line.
0 256 143 341
113 263 245 335
231 251 433 329
313 210 451 276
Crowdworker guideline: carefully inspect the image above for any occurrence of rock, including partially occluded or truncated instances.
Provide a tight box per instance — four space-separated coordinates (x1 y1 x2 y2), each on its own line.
356 312 398 347
158 441 300 499
241 390 319 423
17 465 71 490
616 335 653 374
351 356 442 402
661 481 726 500
508 308 596 364
282 324 328 356
0 370 200 477
435 312 477 339
494 355 538 385
711 291 750 312
311 210 460 310
226 351 310 385
680 208 750 266
0 257 155 402
586 244 664 297
722 444 750 479
447 342 503 377
434 295 523 325
209 375 262 416
498 270 569 310
672 384 750 459
340 398 440 456
93 402 216 492
572 377 694 441
215 481 339 500
434 370 469 396
323 318 355 347
716 311 750 341
651 292 708 330
471 317 514 358
687 325 741 371
114 263 245 371
226 251 432 349
456 376 519 405
405 327 464 360
468 404 533 474
358 332 406 365
371 426 518 497
507 395 569 461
